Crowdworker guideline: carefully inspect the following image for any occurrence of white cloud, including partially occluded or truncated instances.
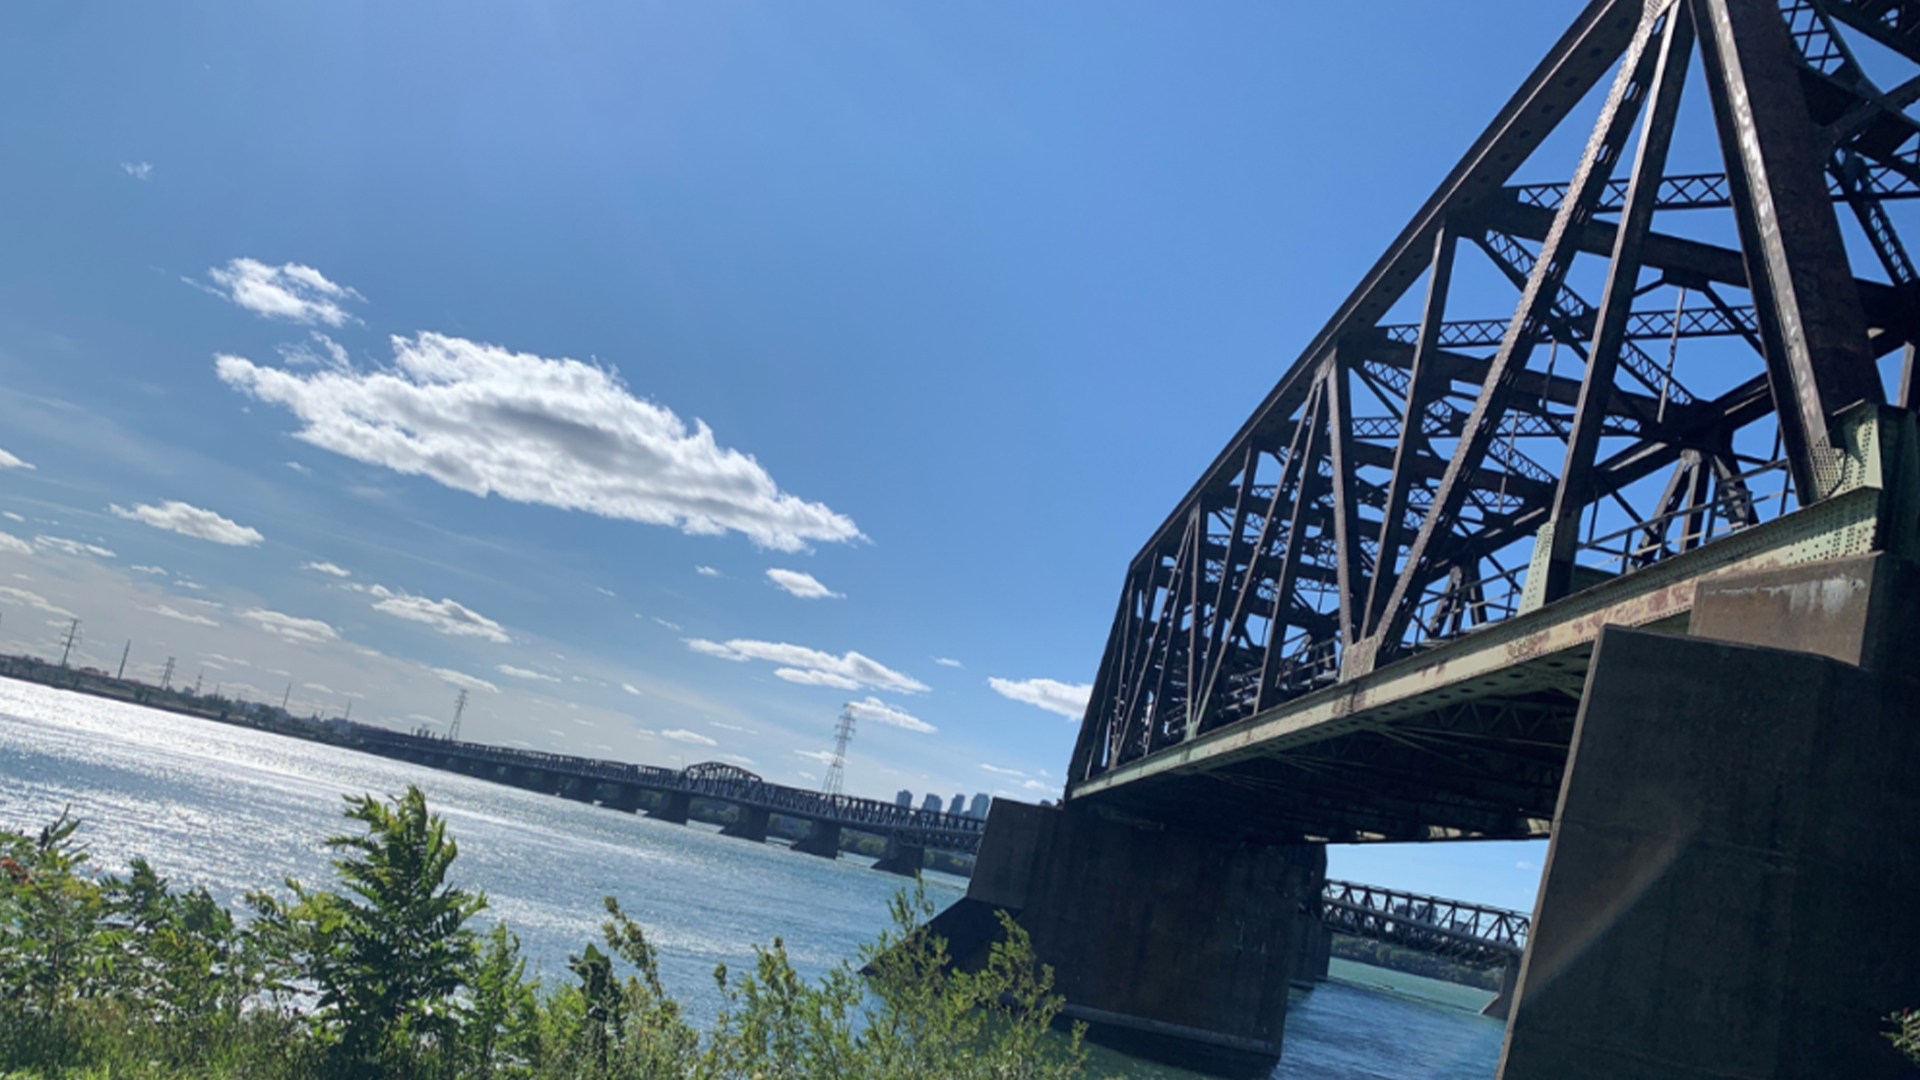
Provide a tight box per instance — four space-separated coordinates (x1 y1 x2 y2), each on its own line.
0 532 31 557
302 682 336 694
719 754 757 767
980 764 1026 777
695 565 722 577
0 448 32 470
215 333 861 552
651 617 681 631
286 461 312 475
145 604 219 627
34 536 115 559
112 501 263 547
710 721 754 733
129 564 168 575
766 568 842 600
774 668 863 690
988 677 1093 720
661 728 717 746
685 638 927 694
793 749 837 766
621 683 642 696
205 652 252 668
2 512 23 522
199 258 363 326
432 667 499 694
934 657 963 668
0 586 73 618
594 586 615 597
121 161 153 181
369 585 510 643
241 608 339 644
303 561 351 577
844 696 935 734
497 664 559 682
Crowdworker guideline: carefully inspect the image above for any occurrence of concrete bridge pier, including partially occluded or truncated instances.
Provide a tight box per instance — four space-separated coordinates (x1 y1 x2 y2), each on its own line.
1480 956 1520 1022
870 837 925 876
1496 553 1920 1080
791 820 841 858
1288 913 1331 989
720 805 771 842
557 775 594 803
646 790 692 825
602 784 645 813
929 800 1322 1077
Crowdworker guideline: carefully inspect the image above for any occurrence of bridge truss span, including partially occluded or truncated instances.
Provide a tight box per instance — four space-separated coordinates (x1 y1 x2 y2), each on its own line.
1066 0 1920 844
1318 879 1529 969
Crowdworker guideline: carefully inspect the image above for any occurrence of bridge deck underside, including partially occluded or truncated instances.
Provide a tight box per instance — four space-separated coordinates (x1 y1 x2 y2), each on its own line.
1071 482 1885 841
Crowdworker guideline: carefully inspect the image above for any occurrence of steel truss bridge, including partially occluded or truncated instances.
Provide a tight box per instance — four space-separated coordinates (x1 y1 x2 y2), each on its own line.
356 728 987 853
1065 0 1920 842
1319 880 1529 970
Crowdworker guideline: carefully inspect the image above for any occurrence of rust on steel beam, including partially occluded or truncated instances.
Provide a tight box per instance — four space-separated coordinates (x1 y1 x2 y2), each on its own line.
1539 5 1697 605
1691 0 1881 499
1372 4 1673 663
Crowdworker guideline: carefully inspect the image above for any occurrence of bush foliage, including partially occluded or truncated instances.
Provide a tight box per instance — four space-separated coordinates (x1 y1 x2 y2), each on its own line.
0 786 1094 1080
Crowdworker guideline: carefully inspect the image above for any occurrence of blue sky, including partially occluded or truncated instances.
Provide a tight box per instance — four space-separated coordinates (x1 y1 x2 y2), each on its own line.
0 1 1611 910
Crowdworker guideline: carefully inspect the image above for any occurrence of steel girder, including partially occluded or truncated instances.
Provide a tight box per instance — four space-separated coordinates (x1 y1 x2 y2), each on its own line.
1069 0 1919 793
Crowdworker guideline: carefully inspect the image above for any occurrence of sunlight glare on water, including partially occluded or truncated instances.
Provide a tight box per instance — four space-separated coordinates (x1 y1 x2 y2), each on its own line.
0 678 1504 1079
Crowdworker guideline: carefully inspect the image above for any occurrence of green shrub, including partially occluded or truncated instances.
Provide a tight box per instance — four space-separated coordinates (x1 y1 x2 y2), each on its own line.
1890 1008 1920 1066
0 789 1101 1080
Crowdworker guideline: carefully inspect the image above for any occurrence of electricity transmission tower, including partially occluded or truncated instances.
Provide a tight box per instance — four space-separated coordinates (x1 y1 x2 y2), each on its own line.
449 689 468 741
117 640 129 680
821 704 856 797
160 657 175 691
56 619 79 668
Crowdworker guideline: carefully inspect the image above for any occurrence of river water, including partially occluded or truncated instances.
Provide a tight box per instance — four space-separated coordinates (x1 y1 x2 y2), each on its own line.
0 677 1505 1079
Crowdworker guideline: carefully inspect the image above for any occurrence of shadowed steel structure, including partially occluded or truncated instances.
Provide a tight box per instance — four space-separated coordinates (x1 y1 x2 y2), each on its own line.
1319 879 1529 967
1064 0 1920 845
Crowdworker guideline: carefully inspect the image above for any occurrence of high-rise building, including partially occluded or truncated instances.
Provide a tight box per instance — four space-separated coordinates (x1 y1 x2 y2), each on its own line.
950 793 966 816
921 792 944 814
895 789 913 808
969 793 991 818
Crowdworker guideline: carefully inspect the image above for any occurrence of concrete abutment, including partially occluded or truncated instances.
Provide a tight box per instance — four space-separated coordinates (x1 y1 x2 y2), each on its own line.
792 820 842 858
719 805 771 843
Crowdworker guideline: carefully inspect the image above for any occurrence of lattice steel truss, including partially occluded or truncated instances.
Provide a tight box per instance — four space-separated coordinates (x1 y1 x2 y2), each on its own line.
1070 0 1920 789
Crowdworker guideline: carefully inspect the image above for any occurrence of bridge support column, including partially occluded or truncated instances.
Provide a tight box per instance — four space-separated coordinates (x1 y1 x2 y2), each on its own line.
1497 564 1920 1080
1289 913 1331 988
931 800 1322 1078
720 805 770 843
603 784 645 813
870 837 925 876
1481 956 1520 1022
792 821 841 858
646 790 692 825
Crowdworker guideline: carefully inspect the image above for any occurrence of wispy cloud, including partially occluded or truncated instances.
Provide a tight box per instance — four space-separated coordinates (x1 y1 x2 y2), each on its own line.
497 664 559 683
145 604 219 627
112 501 263 547
0 532 31 557
686 638 928 694
0 586 73 618
215 334 860 552
793 749 837 766
766 568 842 600
34 536 114 559
621 683 643 696
303 561 351 577
844 696 935 734
432 667 499 694
197 258 363 326
661 728 717 746
120 161 153 181
241 608 338 645
0 449 33 471
651 617 681 631
980 764 1026 777
988 677 1093 720
369 586 509 644
129 564 168 575
695 565 722 578
934 657 963 668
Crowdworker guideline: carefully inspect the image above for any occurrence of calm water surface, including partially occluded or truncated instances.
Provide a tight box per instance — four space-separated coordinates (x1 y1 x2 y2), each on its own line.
0 678 1503 1079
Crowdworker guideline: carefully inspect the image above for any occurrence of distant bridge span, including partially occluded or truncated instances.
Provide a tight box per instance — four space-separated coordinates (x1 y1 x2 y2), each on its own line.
354 728 984 871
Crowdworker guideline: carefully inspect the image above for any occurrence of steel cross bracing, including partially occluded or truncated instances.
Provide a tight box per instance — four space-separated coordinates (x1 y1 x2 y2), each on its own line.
1318 879 1531 968
1067 0 1920 841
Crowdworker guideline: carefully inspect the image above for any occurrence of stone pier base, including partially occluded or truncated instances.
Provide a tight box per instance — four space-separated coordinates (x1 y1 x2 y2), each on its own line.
870 837 925 876
935 800 1322 1078
1496 613 1920 1078
720 805 771 843
792 820 841 858
645 789 691 825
